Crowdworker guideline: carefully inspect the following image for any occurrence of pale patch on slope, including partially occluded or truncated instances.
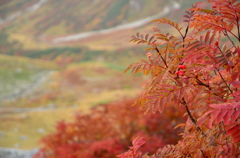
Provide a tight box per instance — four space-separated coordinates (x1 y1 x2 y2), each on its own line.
53 1 180 43
0 0 47 25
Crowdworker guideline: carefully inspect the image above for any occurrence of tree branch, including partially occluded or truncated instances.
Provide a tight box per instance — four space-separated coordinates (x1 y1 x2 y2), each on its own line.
181 98 206 137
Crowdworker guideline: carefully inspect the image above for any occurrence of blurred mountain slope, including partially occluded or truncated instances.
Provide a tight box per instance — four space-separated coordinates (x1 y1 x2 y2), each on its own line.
0 0 200 150
2 0 173 36
1 0 199 54
0 0 39 19
1 0 199 38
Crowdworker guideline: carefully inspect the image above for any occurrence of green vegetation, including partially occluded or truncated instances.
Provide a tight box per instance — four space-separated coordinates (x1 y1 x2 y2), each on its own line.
0 54 57 96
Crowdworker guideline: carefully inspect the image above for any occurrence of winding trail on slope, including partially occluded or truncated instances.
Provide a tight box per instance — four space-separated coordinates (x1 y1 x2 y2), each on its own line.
53 1 180 44
0 0 48 26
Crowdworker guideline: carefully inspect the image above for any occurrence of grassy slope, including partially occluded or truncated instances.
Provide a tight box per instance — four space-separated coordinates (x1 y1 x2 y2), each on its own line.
6 0 168 36
0 61 144 149
0 54 58 96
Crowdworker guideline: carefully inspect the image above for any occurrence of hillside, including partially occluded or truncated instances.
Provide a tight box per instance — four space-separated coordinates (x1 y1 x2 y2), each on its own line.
1 0 199 51
0 0 200 150
2 0 173 36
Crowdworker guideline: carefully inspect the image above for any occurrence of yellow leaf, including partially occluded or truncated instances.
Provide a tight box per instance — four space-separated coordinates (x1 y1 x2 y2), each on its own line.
124 67 131 73
144 47 155 51
174 123 186 129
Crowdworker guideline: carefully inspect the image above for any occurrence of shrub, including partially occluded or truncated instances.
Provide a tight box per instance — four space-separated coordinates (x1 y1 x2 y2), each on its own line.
34 98 185 158
118 0 240 157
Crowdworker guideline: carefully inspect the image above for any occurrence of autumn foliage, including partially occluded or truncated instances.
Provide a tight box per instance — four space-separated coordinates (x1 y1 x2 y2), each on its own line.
34 98 185 158
34 0 240 157
119 0 240 157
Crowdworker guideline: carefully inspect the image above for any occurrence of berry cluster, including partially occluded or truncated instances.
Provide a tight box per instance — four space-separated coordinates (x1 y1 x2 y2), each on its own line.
175 65 186 76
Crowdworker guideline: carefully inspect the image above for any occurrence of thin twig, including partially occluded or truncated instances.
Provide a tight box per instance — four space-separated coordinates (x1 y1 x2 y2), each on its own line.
155 47 168 68
223 30 236 49
195 77 211 89
183 26 189 40
201 150 207 158
214 68 233 94
236 16 240 41
227 30 239 41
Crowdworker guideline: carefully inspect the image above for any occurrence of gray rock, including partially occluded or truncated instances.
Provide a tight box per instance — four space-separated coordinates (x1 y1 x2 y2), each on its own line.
0 148 38 158
19 136 27 141
37 128 45 133
0 131 4 137
14 144 20 148
14 128 19 133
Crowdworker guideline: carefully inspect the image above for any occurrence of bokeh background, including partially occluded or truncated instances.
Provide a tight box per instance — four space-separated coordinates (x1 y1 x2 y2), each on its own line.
0 0 198 157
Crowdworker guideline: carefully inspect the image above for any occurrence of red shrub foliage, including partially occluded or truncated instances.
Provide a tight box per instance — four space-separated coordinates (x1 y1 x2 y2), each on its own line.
119 0 240 157
34 98 185 158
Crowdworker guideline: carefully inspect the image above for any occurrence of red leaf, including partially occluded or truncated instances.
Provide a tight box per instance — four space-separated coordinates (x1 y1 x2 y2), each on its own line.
227 126 239 136
205 31 210 44
232 110 240 121
223 109 235 125
207 115 215 129
183 15 190 19
216 110 228 124
230 81 240 88
211 109 221 123
232 129 240 138
179 87 185 98
233 135 240 143
197 115 209 126
232 90 240 97
209 104 221 109
160 97 166 112
166 93 172 105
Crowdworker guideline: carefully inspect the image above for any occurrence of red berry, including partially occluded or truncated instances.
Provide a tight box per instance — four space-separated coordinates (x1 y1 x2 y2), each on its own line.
212 4 217 8
179 72 185 76
215 41 219 46
175 71 180 74
178 65 186 69
181 65 186 69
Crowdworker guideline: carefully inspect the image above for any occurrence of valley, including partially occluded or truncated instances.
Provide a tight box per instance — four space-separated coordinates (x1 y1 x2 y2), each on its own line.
0 0 197 152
